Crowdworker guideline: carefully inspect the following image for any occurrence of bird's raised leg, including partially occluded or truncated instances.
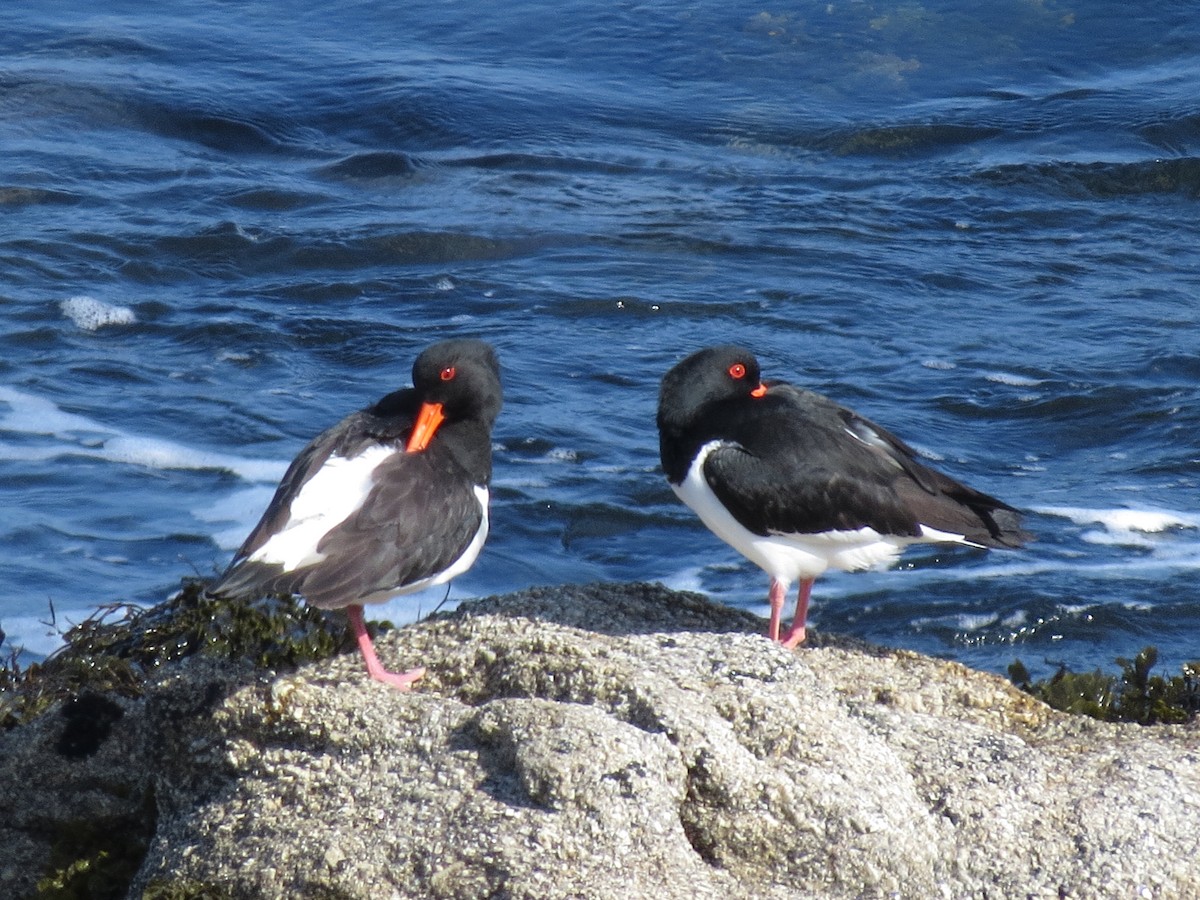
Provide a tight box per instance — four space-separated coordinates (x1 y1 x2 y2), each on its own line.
347 604 426 690
780 579 813 649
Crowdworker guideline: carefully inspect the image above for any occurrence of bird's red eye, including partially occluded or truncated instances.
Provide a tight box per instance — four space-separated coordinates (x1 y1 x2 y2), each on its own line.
440 366 456 381
728 363 746 379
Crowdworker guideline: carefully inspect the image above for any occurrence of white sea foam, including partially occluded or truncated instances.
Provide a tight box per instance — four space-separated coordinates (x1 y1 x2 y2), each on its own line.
658 566 709 595
983 371 1043 387
0 386 291 622
60 295 137 331
1032 504 1200 554
910 611 1001 633
100 435 287 482
1037 505 1200 538
192 485 281 550
0 385 106 437
1000 609 1028 629
0 386 286 483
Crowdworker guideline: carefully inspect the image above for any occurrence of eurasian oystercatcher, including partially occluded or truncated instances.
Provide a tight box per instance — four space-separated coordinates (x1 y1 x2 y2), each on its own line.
657 345 1026 648
210 339 502 689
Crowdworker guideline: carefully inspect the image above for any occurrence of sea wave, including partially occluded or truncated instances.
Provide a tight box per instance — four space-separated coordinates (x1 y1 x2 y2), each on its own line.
1036 505 1200 534
0 386 287 483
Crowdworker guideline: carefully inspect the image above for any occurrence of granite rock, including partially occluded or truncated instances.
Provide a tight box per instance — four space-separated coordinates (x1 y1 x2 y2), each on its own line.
2 582 1198 899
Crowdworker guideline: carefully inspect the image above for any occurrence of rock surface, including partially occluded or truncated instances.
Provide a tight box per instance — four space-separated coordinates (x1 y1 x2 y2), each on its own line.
2 582 1198 899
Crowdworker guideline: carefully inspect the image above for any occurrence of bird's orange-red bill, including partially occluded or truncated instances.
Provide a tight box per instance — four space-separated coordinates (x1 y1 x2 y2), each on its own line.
406 402 445 452
751 383 768 398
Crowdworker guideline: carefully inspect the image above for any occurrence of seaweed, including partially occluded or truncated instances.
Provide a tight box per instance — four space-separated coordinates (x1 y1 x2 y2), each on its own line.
1008 647 1200 725
0 579 356 729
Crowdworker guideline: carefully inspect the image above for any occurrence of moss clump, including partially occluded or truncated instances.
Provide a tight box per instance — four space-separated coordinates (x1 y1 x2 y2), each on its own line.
1009 646 1200 725
0 579 356 729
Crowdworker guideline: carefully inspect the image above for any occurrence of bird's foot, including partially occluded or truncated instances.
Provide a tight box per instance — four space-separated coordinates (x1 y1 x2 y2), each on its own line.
779 627 806 650
778 579 812 649
368 664 427 691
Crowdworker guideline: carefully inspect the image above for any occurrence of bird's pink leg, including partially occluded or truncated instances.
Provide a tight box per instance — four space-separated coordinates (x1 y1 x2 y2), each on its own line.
347 605 426 690
780 579 814 650
766 578 788 642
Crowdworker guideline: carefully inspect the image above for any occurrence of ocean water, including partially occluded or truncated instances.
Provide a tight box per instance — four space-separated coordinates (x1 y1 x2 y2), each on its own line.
2 1 1198 681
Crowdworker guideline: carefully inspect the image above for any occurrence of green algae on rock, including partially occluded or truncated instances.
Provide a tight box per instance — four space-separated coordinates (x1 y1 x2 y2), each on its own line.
0 579 353 730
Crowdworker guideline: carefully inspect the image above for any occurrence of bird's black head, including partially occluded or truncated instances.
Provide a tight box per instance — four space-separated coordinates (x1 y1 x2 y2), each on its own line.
656 345 767 482
657 345 764 433
412 339 503 428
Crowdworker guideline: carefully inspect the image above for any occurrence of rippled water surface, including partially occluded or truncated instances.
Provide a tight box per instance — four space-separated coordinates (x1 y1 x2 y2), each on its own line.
3 1 1199 679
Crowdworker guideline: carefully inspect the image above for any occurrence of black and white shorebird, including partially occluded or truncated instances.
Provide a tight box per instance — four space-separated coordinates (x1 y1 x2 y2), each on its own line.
657 345 1026 649
210 339 502 690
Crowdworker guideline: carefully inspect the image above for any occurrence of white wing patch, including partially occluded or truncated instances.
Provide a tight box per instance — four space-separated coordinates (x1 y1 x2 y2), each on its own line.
248 444 395 571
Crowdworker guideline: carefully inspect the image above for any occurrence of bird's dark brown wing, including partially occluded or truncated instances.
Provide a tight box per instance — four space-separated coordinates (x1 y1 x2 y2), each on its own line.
704 385 1026 547
296 448 484 607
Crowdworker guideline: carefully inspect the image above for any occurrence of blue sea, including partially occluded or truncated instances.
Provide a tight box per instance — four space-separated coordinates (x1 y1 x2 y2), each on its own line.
3 1 1198 681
